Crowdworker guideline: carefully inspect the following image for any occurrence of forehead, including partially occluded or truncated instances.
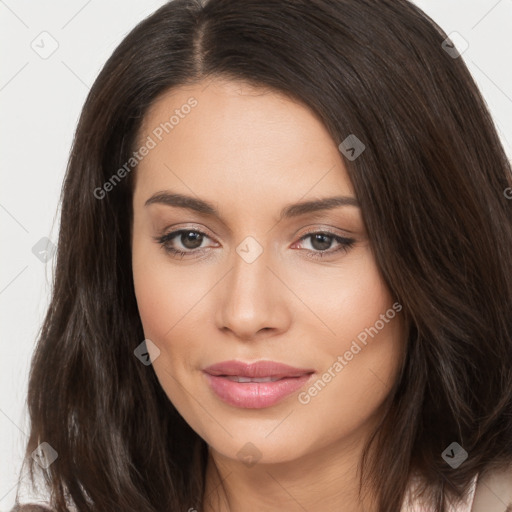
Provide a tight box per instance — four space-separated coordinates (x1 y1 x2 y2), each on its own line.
133 78 355 210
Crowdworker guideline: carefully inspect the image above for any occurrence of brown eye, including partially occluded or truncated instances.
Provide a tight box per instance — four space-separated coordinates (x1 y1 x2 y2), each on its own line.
309 233 334 251
294 231 356 259
179 231 204 249
154 229 216 259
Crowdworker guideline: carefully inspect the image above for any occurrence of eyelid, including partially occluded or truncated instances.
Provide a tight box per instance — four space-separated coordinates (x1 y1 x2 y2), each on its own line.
292 228 355 250
294 224 355 240
154 227 218 246
154 224 356 259
156 224 350 243
158 223 218 239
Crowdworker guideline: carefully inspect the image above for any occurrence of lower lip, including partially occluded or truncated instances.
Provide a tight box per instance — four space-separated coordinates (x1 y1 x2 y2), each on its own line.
203 372 314 409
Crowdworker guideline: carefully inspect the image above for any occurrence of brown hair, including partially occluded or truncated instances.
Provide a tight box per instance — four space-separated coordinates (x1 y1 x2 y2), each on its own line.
13 0 512 510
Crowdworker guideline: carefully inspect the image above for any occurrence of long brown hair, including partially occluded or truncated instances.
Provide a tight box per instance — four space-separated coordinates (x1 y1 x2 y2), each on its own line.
13 0 512 510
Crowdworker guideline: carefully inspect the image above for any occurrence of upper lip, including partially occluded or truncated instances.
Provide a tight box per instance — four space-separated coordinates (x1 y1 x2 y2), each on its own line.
203 360 315 379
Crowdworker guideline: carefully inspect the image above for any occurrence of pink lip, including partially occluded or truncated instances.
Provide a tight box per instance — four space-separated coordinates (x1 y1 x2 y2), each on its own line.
203 360 315 409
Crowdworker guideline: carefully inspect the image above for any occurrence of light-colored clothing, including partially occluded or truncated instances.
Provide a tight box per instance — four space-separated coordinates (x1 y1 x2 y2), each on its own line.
400 473 478 512
13 466 512 511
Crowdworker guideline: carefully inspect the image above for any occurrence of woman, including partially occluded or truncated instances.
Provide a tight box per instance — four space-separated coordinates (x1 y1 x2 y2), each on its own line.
11 0 512 510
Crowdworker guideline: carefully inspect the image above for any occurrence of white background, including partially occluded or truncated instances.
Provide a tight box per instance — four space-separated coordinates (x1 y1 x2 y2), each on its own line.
1 0 511 509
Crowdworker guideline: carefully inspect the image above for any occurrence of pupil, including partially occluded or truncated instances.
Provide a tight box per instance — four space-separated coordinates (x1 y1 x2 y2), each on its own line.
181 232 203 249
311 234 331 251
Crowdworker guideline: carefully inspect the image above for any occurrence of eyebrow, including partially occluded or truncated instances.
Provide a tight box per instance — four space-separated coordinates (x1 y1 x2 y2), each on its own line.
144 191 359 221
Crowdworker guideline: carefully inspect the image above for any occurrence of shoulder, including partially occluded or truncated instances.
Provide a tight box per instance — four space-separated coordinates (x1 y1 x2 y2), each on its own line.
10 506 53 511
471 464 512 512
401 472 477 511
10 502 78 512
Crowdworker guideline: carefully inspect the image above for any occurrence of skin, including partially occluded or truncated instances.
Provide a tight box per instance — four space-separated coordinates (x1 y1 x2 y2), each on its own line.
131 78 406 512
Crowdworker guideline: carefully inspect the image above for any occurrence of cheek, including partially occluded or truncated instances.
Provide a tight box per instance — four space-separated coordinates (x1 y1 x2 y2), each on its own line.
339 258 403 375
132 233 183 348
132 225 193 334
131 236 212 374
295 249 398 345
296 251 404 411
132 259 171 341
132 241 215 439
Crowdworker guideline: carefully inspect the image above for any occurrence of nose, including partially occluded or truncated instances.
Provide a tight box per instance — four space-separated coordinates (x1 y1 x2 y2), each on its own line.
215 240 292 341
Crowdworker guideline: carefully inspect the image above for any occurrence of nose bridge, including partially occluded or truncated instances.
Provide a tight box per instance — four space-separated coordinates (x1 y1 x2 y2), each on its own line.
217 235 287 338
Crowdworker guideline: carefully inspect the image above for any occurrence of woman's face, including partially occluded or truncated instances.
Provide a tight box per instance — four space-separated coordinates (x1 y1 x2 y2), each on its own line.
131 78 405 466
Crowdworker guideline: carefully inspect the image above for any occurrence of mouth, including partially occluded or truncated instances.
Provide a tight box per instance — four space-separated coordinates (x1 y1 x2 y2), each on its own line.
202 360 315 408
203 359 315 379
219 375 290 382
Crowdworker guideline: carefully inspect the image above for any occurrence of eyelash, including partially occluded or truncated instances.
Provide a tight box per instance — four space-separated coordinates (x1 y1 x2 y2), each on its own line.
153 228 355 260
